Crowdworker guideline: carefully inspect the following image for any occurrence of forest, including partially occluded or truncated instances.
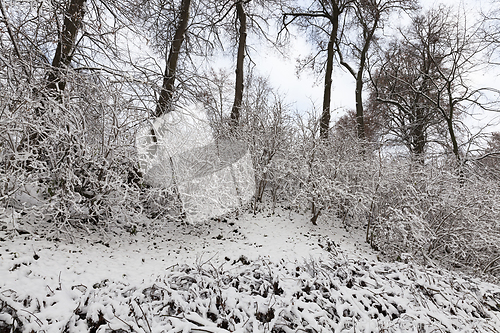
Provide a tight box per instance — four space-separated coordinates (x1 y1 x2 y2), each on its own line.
1 0 500 331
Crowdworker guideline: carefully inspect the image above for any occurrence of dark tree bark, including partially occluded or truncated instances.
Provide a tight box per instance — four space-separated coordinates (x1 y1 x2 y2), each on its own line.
283 1 346 141
338 7 379 140
338 0 416 140
230 0 247 126
371 39 437 163
355 67 366 140
446 114 460 160
410 69 433 162
11 0 86 157
320 22 338 140
438 82 461 161
46 0 86 94
155 0 191 117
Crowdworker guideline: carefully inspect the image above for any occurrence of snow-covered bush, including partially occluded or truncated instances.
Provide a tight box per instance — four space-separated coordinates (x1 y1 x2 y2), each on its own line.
0 71 153 235
274 115 377 227
369 158 500 276
242 104 500 277
238 77 295 211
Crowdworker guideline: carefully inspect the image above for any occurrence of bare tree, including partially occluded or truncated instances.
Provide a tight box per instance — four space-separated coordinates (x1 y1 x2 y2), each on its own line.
282 0 354 140
0 0 155 224
1 0 85 97
336 0 416 140
372 5 498 162
214 0 287 127
154 0 191 117
1 0 87 153
370 32 441 161
220 1 247 126
46 0 86 96
241 74 293 207
192 0 283 128
416 6 497 161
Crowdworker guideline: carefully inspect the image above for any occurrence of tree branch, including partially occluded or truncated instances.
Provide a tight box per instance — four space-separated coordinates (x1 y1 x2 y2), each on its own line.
0 0 31 81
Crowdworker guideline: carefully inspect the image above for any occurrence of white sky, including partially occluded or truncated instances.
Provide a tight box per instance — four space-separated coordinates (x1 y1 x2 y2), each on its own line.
255 30 355 121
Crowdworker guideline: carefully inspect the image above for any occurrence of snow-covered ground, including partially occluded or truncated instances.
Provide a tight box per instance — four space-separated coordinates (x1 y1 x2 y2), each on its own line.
1 206 499 332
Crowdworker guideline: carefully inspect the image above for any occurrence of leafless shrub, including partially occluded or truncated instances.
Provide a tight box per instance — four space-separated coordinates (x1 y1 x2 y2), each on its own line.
0 68 165 235
370 157 500 276
247 106 500 276
276 113 376 227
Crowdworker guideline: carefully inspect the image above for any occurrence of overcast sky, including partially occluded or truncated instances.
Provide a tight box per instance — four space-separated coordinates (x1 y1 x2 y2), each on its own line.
251 0 499 133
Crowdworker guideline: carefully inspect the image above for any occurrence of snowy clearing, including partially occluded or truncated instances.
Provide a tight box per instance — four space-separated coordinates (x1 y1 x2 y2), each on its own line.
1 207 499 332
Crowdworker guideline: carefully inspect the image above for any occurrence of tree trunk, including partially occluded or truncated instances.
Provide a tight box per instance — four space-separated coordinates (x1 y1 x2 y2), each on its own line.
413 108 426 163
155 0 191 117
354 17 378 140
16 0 86 154
320 21 338 140
447 114 460 161
46 0 86 94
230 0 247 126
355 70 365 139
320 28 335 140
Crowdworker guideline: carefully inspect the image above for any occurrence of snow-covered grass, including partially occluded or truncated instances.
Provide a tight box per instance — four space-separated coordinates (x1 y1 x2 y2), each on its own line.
1 254 500 332
1 206 499 332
